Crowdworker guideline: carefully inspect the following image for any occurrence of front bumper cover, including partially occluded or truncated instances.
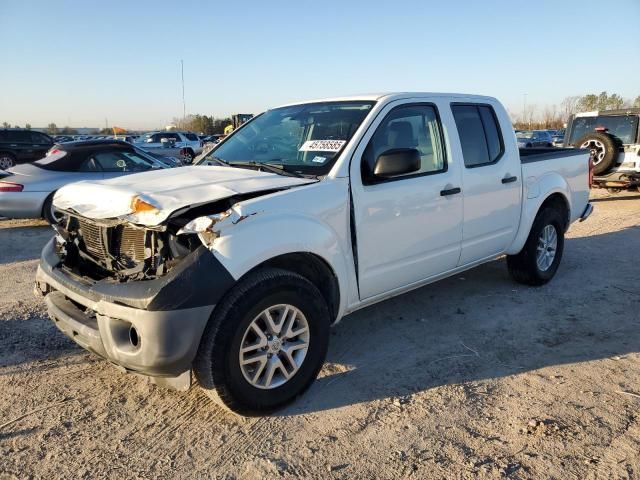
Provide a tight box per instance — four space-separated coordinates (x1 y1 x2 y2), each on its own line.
35 238 235 379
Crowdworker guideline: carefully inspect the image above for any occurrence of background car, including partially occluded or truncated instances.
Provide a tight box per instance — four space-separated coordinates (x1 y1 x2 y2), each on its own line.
134 131 203 161
516 130 553 148
0 140 172 223
0 129 54 169
552 128 565 147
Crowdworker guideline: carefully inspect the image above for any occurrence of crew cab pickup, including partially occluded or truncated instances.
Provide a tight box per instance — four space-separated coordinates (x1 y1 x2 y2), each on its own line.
35 93 593 414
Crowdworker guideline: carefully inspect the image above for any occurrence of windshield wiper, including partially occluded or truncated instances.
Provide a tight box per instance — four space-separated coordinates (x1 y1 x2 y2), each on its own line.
230 161 304 178
203 155 230 167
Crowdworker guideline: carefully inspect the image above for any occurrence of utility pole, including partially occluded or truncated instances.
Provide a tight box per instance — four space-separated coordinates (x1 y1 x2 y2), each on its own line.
523 93 527 128
181 60 186 122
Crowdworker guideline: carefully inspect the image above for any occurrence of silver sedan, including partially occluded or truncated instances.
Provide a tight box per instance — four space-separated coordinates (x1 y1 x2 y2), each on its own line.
0 140 172 223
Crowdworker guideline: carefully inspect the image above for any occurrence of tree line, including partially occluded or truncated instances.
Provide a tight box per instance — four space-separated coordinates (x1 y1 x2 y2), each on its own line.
513 92 640 130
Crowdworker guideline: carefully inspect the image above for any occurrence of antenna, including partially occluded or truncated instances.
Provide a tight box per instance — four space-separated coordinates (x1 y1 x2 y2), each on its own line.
181 59 186 120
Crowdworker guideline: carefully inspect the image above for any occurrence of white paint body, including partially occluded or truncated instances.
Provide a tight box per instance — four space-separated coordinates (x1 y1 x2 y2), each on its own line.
54 93 591 323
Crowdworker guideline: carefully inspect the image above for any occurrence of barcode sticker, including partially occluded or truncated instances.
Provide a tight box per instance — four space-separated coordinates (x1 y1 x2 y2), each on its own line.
299 139 346 152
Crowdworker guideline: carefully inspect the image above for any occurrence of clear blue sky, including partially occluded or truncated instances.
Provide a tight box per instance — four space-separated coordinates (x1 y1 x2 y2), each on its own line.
1 0 639 129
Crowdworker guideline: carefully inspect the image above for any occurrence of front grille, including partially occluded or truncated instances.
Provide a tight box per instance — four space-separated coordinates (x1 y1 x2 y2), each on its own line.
60 215 174 280
120 226 146 263
74 217 149 271
78 218 108 259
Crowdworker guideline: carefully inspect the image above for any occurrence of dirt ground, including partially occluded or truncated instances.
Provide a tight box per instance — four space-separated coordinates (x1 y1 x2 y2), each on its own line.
0 190 639 480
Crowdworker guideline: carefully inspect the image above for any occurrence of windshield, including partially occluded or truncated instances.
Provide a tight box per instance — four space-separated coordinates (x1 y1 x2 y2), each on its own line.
516 131 534 139
569 115 639 145
196 101 375 174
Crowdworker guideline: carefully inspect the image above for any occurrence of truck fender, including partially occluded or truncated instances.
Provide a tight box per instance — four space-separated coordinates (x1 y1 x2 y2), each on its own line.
207 208 353 319
506 172 571 255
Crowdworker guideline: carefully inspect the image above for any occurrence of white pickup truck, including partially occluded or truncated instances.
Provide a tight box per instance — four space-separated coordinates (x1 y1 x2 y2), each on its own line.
35 93 593 414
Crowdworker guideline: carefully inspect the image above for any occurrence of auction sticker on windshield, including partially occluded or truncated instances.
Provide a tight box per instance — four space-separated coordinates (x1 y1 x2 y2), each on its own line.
299 140 346 152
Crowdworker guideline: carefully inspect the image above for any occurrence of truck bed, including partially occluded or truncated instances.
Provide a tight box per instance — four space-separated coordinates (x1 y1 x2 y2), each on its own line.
519 147 586 163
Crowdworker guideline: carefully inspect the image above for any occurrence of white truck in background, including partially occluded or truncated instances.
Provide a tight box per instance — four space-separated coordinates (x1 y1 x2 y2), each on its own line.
36 93 592 414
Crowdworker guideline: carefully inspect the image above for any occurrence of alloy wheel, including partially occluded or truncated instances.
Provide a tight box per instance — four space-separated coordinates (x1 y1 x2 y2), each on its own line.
238 304 310 389
536 224 558 271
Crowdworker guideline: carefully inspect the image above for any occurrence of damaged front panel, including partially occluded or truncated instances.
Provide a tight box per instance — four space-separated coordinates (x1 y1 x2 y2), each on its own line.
54 192 266 283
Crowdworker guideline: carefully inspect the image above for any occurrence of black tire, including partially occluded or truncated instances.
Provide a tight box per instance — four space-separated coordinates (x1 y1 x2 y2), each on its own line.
42 192 62 224
193 268 330 414
507 207 565 286
575 132 618 175
181 148 195 163
0 152 16 170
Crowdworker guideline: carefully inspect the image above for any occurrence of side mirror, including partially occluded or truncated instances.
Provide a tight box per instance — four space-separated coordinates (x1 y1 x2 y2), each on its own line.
372 148 420 179
146 138 153 143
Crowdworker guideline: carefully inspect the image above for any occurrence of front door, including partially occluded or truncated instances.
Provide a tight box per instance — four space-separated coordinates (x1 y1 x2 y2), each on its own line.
351 102 464 300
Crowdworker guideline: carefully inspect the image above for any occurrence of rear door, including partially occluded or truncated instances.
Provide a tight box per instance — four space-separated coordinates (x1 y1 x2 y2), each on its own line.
351 100 464 299
5 130 33 161
451 103 522 265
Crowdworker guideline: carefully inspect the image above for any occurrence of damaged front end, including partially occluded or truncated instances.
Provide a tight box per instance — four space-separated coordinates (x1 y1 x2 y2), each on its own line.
52 198 238 283
53 214 199 282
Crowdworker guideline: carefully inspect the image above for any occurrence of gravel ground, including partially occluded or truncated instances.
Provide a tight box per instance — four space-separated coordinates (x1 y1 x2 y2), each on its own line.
0 190 639 479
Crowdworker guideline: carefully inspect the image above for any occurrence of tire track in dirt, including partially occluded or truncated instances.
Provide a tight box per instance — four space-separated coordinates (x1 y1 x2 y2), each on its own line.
196 415 280 473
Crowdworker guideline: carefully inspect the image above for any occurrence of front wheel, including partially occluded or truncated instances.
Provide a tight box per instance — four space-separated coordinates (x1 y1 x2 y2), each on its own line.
193 268 330 414
507 207 565 286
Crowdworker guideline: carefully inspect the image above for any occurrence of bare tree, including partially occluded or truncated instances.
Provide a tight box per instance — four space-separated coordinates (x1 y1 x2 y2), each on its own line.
560 96 580 121
542 105 560 129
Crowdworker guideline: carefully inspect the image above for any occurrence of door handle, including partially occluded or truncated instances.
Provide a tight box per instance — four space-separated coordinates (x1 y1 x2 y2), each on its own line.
440 187 461 196
502 176 518 184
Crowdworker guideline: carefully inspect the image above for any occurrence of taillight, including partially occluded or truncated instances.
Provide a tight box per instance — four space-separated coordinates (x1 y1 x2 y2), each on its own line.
0 181 24 192
47 147 62 156
588 155 594 188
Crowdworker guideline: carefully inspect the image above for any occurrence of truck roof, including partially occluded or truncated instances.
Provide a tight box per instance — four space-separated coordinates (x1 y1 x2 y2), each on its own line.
275 92 498 109
574 108 640 117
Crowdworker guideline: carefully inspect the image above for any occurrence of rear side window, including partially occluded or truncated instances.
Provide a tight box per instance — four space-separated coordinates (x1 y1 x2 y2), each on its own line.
452 104 504 167
3 130 31 143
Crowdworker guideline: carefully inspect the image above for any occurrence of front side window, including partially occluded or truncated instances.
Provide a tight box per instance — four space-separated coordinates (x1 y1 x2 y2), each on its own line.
184 133 199 141
362 104 446 181
92 150 157 172
197 101 374 175
452 104 504 167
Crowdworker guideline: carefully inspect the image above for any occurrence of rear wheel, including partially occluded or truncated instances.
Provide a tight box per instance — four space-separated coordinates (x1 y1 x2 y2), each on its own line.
180 148 195 163
576 132 618 175
193 268 330 414
0 153 16 170
507 207 565 286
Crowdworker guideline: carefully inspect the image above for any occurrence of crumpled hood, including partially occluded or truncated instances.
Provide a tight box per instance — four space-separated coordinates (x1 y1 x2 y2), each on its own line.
53 165 316 226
